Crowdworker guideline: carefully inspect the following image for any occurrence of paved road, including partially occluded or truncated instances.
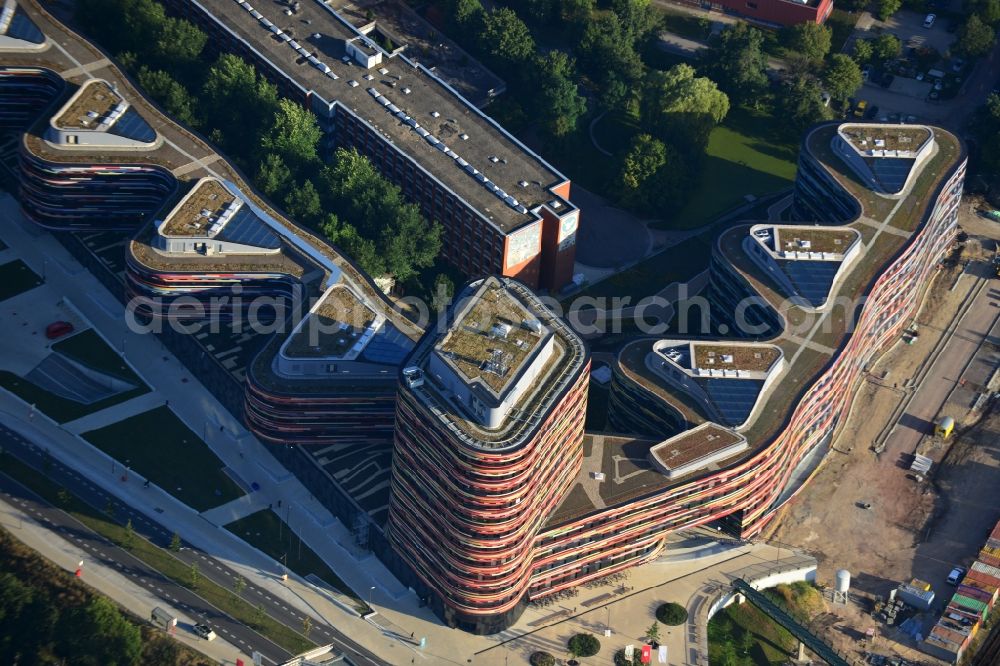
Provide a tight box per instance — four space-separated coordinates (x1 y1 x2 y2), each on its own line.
884 262 1000 459
0 424 383 666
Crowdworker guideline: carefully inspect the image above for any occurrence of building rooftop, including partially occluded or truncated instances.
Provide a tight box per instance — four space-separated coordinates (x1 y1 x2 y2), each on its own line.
691 343 780 373
771 227 858 255
404 276 587 449
282 285 378 359
435 279 550 395
0 0 46 49
189 0 571 233
160 178 237 237
648 423 746 478
52 79 120 129
839 124 931 155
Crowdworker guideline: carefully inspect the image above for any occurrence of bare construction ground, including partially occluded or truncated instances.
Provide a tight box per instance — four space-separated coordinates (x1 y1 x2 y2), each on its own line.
767 217 1000 663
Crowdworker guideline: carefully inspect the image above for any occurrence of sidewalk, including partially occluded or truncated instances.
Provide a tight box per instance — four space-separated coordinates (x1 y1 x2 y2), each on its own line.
0 493 248 666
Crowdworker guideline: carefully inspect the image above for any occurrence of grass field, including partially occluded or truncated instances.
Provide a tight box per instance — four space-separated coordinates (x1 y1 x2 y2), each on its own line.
0 259 43 302
53 329 144 385
574 230 715 302
81 406 244 511
225 509 365 611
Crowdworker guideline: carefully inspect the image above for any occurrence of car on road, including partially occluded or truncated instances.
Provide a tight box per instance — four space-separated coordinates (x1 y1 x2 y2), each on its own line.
862 64 873 81
947 566 966 585
193 623 217 641
923 13 936 28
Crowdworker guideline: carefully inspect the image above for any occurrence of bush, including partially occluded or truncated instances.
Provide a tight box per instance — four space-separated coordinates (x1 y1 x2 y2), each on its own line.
567 632 601 657
656 602 688 625
614 648 642 666
530 651 556 666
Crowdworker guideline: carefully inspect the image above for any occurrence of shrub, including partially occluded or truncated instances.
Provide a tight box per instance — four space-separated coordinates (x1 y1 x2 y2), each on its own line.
530 651 556 666
656 602 688 625
567 632 601 657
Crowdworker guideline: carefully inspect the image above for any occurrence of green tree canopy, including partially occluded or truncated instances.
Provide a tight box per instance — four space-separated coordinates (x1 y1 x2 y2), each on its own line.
135 67 198 127
533 51 587 136
479 8 536 66
969 0 1000 25
972 92 1000 174
611 0 656 44
823 53 863 102
260 99 323 174
59 597 142 666
202 54 280 159
568 632 601 657
579 13 644 110
283 179 323 226
641 63 730 155
702 22 769 104
256 153 294 200
877 0 902 20
449 0 484 28
872 33 902 62
852 38 874 64
778 74 833 132
619 133 667 192
784 22 832 63
656 601 688 625
957 14 997 57
151 17 207 68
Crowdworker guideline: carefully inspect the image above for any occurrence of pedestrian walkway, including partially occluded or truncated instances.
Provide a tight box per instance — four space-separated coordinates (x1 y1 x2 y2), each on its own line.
0 493 249 666
200 491 271 527
63 390 165 434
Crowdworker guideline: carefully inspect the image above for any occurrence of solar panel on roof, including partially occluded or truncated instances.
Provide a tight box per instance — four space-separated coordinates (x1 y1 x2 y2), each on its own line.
106 107 156 143
250 10 262 18
702 378 765 427
216 206 281 250
779 260 840 307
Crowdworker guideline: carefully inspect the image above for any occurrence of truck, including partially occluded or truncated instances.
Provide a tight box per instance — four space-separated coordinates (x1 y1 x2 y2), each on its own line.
150 607 177 633
935 416 955 439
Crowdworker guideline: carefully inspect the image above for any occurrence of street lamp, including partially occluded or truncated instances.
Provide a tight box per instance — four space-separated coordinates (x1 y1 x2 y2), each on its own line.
369 585 375 609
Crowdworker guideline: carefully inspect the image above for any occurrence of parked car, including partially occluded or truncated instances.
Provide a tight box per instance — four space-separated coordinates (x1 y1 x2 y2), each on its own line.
952 57 965 72
862 64 873 81
45 321 74 340
934 80 943 91
193 624 217 641
916 71 925 81
947 567 966 585
866 104 880 119
923 13 936 28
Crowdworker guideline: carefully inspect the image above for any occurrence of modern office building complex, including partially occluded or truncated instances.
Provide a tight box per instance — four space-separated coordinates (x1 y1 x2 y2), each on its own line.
160 0 580 291
385 276 590 632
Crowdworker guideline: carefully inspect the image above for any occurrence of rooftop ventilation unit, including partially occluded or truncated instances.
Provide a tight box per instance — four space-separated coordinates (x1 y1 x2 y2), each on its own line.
387 104 400 113
489 155 499 163
459 133 469 140
363 74 374 80
348 80 359 87
425 134 439 145
523 319 542 334
456 157 469 167
490 323 512 339
367 88 379 98
416 127 430 138
378 67 389 75
431 111 440 118
402 87 412 94
518 180 528 188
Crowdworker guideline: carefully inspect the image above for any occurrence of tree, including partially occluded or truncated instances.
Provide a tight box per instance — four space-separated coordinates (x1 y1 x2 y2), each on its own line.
567 632 601 657
560 0 595 25
970 0 1000 25
136 67 197 127
169 532 181 552
302 614 312 637
478 8 535 66
784 22 832 63
702 22 768 104
284 179 323 226
656 602 688 625
233 575 247 599
255 154 293 200
151 17 207 68
641 64 730 155
578 13 644 110
449 0 484 29
432 273 455 311
122 519 136 551
877 0 902 20
202 54 280 158
611 0 656 44
60 597 142 666
645 621 661 644
957 14 997 57
260 99 322 173
823 53 863 102
533 51 586 137
614 648 642 666
252 603 266 628
188 562 200 590
852 38 874 64
619 133 667 192
530 652 556 666
778 74 834 132
872 33 902 62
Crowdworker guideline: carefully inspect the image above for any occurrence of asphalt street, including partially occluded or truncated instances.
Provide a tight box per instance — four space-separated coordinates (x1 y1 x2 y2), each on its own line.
0 424 384 666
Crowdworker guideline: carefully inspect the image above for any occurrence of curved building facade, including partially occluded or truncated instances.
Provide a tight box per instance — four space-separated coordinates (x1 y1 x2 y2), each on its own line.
386 277 589 633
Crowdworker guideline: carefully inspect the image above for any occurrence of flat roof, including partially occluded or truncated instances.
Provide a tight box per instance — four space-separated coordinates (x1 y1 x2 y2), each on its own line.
773 227 858 255
839 124 931 155
405 277 587 449
160 178 236 237
435 279 551 395
52 78 119 129
649 423 745 472
283 285 376 358
691 343 780 373
189 0 569 233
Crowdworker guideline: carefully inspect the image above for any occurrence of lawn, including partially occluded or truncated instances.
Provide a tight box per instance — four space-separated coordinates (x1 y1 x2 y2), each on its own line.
81 406 244 511
53 329 144 385
657 107 798 230
225 509 365 611
0 259 43 301
574 230 715 302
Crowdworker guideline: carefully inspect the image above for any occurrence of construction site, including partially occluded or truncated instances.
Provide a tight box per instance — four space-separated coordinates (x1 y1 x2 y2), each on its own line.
765 203 1000 665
